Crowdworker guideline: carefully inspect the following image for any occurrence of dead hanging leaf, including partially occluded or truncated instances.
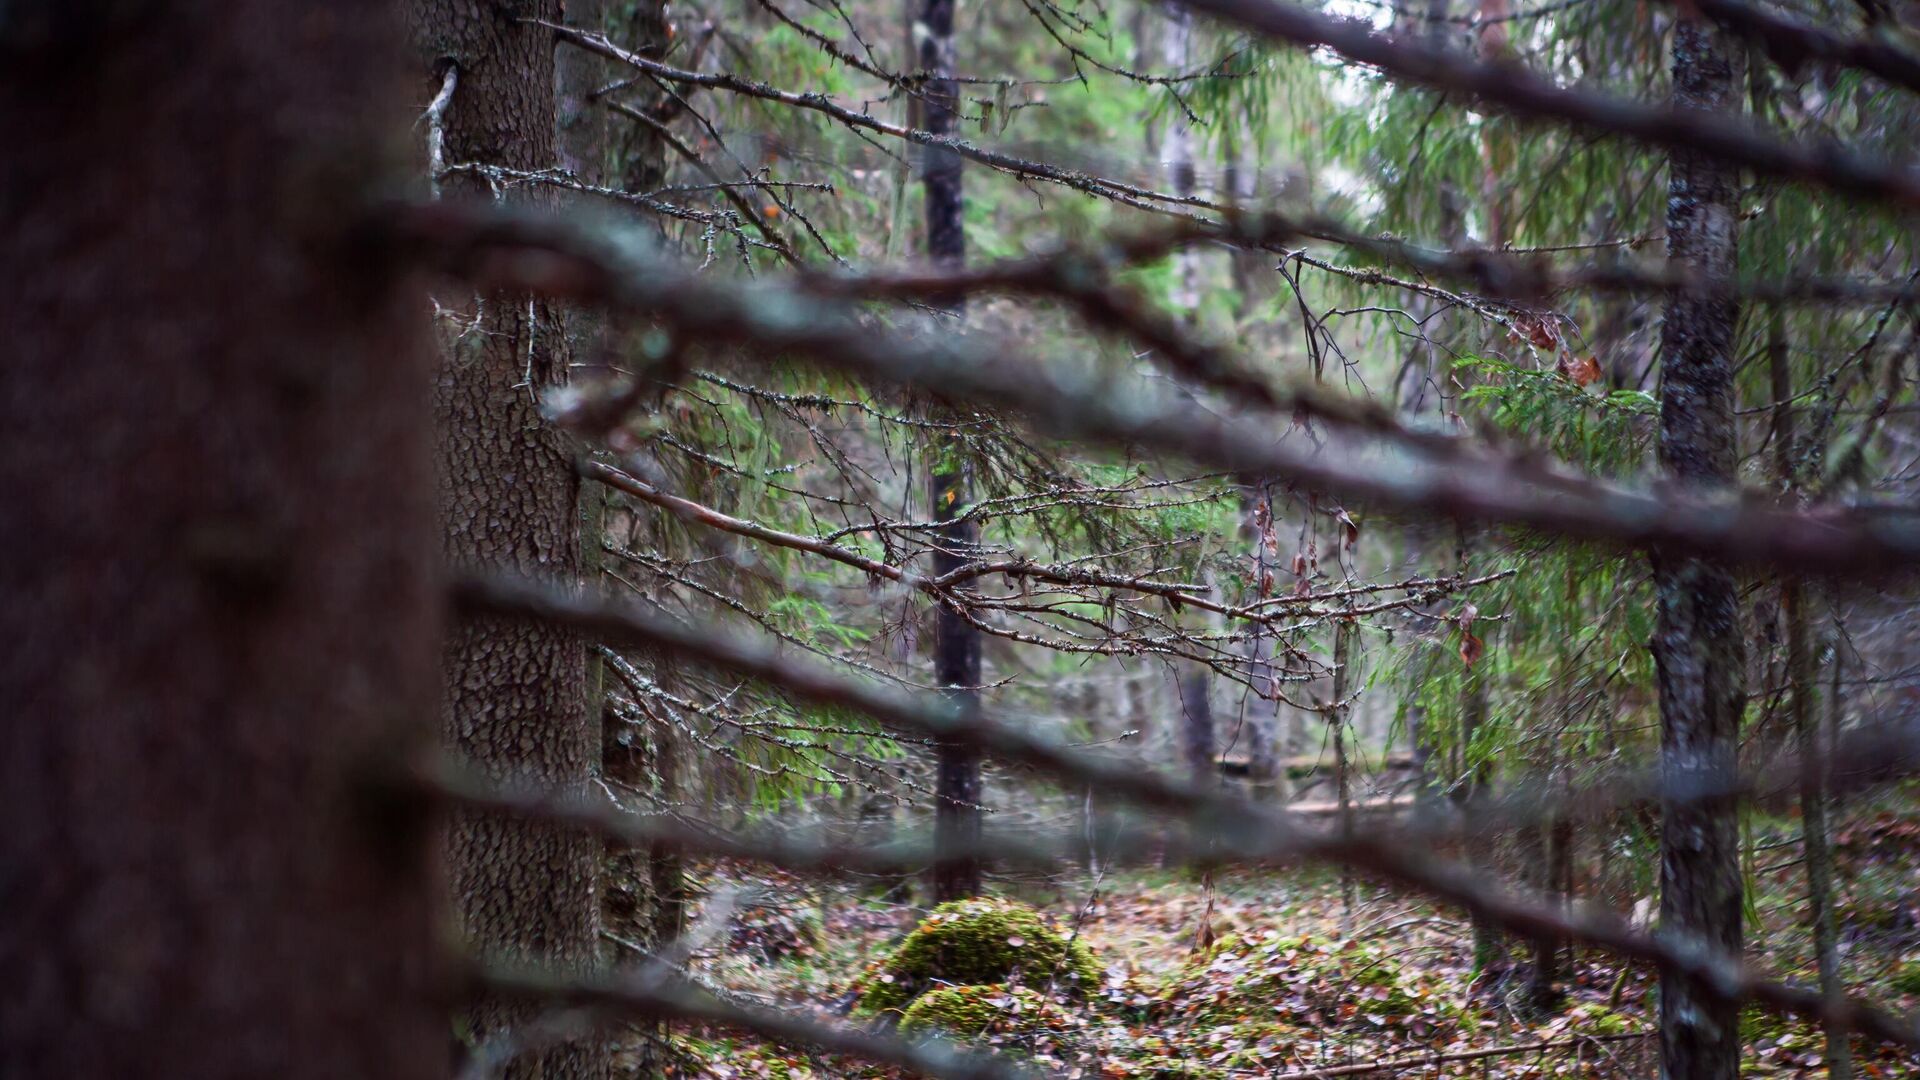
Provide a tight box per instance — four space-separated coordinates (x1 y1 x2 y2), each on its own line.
1456 602 1484 667
942 488 958 507
1558 352 1603 387
1510 314 1560 352
1290 552 1307 577
1335 508 1359 550
1260 568 1275 598
1459 629 1485 668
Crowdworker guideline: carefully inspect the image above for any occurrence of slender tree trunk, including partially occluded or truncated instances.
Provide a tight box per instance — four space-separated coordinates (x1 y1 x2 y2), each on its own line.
1243 486 1284 800
1525 811 1567 1013
412 4 604 1075
1331 619 1357 931
1454 638 1504 975
1179 672 1218 783
1769 317 1851 1079
1653 17 1746 1080
1166 668 1218 872
601 0 692 964
1 4 443 1076
1163 2 1199 314
921 0 984 904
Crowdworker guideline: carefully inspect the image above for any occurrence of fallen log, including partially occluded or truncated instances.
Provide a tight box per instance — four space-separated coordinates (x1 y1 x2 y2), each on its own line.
1284 793 1418 819
1218 752 1416 778
1266 1031 1652 1078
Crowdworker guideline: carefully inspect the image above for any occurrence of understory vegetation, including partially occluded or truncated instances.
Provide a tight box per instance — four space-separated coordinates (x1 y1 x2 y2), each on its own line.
652 797 1920 1077
16 0 1920 1077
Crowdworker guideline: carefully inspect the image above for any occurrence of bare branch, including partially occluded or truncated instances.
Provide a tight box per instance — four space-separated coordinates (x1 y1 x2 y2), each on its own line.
1659 0 1920 98
398 202 1920 577
476 962 1036 1080
1173 0 1920 209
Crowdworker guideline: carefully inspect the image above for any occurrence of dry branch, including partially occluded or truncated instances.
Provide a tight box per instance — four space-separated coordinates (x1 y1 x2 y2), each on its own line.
478 962 1034 1080
398 203 1920 577
1174 0 1920 209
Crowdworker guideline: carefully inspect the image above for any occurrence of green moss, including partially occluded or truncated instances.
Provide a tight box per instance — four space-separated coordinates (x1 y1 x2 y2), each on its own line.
1891 961 1920 996
1157 932 1444 1038
1565 1002 1640 1036
898 984 1064 1040
1740 1004 1818 1052
853 898 1103 1016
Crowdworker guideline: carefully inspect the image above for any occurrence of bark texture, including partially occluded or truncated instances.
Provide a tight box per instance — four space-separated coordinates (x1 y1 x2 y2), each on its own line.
921 0 985 904
1 4 443 1077
412 2 603 1075
1653 18 1746 1080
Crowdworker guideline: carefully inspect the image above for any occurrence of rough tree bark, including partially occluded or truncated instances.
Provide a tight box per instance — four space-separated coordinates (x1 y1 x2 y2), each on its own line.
1652 16 1746 1080
1 3 443 1077
921 0 985 904
411 2 604 1075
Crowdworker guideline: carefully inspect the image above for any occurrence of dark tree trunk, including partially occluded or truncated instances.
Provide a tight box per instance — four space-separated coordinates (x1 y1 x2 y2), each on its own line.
1330 619 1356 930
1769 316 1851 1080
1242 485 1283 800
1179 672 1217 783
921 0 984 905
411 3 603 1075
600 0 692 973
1 4 443 1077
612 0 672 195
1455 656 1504 975
1524 814 1568 1013
1653 17 1746 1080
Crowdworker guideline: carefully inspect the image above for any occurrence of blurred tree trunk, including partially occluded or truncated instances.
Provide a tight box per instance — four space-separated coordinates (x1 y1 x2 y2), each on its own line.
1179 671 1217 784
1163 2 1198 315
600 0 693 971
1242 485 1284 800
612 0 673 194
411 2 604 1075
1769 315 1851 1080
921 0 984 905
0 3 443 1076
1330 617 1356 931
1652 16 1746 1080
1454 626 1504 975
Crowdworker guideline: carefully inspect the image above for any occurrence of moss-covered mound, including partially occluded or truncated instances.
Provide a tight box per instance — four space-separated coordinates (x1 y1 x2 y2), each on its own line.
853 897 1104 1016
898 984 1066 1040
1155 932 1454 1041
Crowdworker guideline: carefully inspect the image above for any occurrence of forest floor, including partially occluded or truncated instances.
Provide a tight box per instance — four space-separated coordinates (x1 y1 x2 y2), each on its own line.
632 798 1920 1079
